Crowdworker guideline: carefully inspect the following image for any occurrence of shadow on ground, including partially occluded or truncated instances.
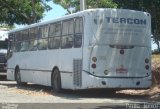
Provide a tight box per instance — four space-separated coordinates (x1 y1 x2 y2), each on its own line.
0 81 153 102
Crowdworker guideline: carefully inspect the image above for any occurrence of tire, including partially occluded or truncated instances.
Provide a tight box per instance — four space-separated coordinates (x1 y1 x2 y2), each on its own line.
15 67 27 86
51 68 62 92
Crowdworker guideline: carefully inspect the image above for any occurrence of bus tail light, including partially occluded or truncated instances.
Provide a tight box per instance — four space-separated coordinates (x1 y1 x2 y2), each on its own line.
145 65 149 70
91 64 96 68
145 58 149 63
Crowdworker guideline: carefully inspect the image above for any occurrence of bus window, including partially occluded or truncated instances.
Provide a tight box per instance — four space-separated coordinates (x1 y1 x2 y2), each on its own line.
29 27 38 51
74 17 83 48
8 34 15 59
48 23 61 49
8 34 15 52
20 30 29 51
22 30 29 41
29 28 37 39
15 32 22 42
38 25 48 50
15 42 21 52
61 19 74 48
15 32 22 52
20 41 29 52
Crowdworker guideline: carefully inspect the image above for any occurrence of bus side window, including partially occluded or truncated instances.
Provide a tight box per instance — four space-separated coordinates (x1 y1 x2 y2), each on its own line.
8 34 15 59
38 25 48 50
74 17 83 48
48 23 61 49
8 34 15 51
20 30 29 52
61 19 74 49
29 27 38 51
15 32 22 52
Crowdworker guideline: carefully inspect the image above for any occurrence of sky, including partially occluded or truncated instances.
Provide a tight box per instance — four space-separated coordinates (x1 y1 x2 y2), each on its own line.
42 1 67 22
16 1 67 28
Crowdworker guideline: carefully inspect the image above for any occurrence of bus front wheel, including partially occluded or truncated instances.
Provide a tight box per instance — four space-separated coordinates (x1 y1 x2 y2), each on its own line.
51 68 62 92
15 67 27 86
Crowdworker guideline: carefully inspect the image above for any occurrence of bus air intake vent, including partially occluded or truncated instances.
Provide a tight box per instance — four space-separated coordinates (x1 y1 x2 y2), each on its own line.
73 59 82 87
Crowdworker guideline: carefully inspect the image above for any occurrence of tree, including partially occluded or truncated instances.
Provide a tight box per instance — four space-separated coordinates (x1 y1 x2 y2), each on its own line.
53 0 117 14
0 23 15 29
0 0 51 25
113 0 160 50
86 0 117 9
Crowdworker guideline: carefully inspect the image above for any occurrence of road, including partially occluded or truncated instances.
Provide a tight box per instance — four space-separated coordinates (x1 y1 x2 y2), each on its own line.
0 81 159 109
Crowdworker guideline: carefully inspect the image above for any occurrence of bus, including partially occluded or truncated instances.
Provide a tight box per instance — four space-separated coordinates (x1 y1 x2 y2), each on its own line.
7 8 151 92
0 28 8 79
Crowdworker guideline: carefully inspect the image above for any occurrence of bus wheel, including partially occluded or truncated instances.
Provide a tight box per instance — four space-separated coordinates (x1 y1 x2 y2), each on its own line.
51 68 62 92
15 67 27 86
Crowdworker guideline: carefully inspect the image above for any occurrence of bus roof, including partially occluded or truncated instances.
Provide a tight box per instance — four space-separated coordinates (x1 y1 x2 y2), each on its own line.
8 8 149 34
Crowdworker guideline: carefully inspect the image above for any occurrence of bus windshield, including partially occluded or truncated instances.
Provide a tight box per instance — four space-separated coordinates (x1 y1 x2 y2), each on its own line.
0 40 8 49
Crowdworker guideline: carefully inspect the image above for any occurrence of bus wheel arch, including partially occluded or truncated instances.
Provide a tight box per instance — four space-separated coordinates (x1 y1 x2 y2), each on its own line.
51 67 62 92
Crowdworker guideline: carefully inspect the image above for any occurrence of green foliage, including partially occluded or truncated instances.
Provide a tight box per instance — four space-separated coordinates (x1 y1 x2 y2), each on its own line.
86 0 117 9
0 0 52 25
0 24 15 29
113 0 160 50
152 49 160 54
53 0 117 13
53 0 75 13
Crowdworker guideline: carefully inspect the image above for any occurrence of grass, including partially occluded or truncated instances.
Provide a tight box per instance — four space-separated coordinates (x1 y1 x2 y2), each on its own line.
152 54 160 63
152 54 160 86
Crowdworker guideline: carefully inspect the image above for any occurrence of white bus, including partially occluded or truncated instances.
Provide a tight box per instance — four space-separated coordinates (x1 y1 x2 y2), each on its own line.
7 9 151 92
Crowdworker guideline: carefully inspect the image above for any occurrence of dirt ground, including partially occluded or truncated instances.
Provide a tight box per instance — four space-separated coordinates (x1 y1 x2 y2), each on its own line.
118 85 160 101
0 81 159 103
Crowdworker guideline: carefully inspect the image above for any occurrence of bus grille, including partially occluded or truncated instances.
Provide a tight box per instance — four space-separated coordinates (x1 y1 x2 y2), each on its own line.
73 59 82 87
0 53 6 63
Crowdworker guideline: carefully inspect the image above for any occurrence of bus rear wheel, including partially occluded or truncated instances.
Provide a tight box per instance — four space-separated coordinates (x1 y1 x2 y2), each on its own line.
15 67 27 86
51 68 62 92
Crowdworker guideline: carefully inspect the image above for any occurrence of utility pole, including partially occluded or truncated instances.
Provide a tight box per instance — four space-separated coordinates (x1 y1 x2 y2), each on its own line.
80 0 86 11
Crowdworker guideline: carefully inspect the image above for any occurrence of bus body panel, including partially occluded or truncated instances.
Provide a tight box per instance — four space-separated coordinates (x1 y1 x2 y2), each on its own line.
7 48 83 89
82 9 151 89
89 46 151 77
88 9 151 47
